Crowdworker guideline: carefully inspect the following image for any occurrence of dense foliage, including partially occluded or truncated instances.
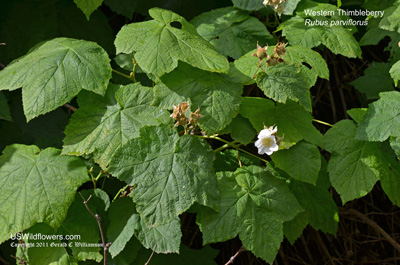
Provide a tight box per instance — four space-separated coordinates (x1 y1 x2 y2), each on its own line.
0 0 400 264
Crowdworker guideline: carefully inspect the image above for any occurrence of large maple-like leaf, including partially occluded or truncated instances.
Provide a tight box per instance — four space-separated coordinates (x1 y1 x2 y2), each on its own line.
107 126 219 226
62 83 169 169
114 8 229 77
197 165 302 263
0 38 111 121
0 144 88 243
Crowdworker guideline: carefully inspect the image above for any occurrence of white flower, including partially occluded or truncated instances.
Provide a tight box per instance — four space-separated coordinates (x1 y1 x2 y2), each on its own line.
255 126 279 155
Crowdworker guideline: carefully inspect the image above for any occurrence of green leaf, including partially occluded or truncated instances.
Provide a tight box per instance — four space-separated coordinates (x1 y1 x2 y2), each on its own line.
0 0 114 64
157 63 243 133
256 63 312 111
104 0 136 18
114 8 229 77
324 120 387 203
132 244 219 265
15 223 77 265
281 14 362 58
350 62 394 99
283 45 329 80
58 190 107 262
271 141 321 185
380 2 400 33
229 50 261 85
219 114 257 145
197 165 302 263
0 144 88 244
0 38 111 121
289 179 338 235
231 0 265 11
283 212 308 244
379 142 400 206
347 108 367 123
191 7 275 59
135 216 182 254
0 91 69 151
107 197 140 258
108 126 219 226
356 91 400 141
214 149 259 172
360 18 394 46
390 60 400 86
62 83 169 169
0 92 12 121
240 97 323 147
282 0 302 15
390 137 400 158
74 0 103 20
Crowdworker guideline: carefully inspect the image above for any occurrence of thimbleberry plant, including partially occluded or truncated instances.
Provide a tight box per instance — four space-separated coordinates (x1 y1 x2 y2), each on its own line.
0 0 400 264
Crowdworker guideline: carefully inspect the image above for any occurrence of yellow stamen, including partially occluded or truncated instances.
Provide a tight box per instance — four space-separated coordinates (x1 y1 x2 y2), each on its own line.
261 137 274 147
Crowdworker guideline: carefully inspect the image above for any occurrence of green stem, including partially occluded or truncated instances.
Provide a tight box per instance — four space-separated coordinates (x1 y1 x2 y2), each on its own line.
95 171 103 182
113 185 129 202
198 135 269 164
131 59 138 83
312 119 334 127
112 69 134 82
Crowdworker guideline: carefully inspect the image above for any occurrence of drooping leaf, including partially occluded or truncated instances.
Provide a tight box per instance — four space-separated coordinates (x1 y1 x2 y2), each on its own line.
0 144 89 244
107 197 140 258
197 165 302 263
0 38 111 121
359 17 394 46
74 0 103 20
157 63 243 133
58 190 107 262
0 91 69 151
114 8 229 77
283 212 308 244
219 114 257 145
356 91 400 141
108 126 219 226
240 97 323 147
108 196 182 254
379 142 400 206
289 178 338 235
350 62 394 99
0 92 12 121
271 141 321 185
132 244 219 265
62 83 169 169
214 149 259 172
191 7 275 59
256 63 312 111
324 120 394 204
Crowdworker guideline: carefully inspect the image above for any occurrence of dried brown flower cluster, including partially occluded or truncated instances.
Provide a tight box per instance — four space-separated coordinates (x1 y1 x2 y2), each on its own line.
170 102 203 134
263 0 286 17
252 41 287 67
